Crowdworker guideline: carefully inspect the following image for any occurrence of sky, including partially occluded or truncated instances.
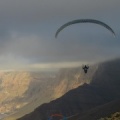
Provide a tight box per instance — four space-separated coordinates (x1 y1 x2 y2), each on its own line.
0 0 120 71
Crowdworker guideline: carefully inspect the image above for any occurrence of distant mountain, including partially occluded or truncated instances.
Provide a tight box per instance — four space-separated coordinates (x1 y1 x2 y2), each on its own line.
0 71 57 116
2 65 96 120
17 58 120 120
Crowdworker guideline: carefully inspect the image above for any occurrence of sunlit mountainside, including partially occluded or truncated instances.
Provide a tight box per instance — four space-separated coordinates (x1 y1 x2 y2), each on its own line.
0 72 32 114
0 72 57 115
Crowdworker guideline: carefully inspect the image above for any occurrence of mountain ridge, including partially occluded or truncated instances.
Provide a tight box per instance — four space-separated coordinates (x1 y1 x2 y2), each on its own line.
1 65 95 120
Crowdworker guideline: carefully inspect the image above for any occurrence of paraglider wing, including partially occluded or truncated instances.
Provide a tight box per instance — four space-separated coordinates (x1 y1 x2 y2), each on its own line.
51 114 63 117
48 114 66 120
55 19 116 38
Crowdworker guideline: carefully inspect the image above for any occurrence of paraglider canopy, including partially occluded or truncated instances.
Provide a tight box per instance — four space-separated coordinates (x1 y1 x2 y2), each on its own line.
48 114 67 120
55 19 116 38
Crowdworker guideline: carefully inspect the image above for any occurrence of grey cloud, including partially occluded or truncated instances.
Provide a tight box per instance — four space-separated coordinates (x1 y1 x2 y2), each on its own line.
0 0 119 70
0 31 119 64
0 0 119 22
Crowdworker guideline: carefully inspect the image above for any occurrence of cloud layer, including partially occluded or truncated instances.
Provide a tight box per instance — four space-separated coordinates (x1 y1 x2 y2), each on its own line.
0 0 119 71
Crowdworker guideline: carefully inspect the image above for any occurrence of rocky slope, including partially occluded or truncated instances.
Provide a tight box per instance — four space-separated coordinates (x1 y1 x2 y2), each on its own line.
18 59 120 120
0 71 58 116
0 72 32 114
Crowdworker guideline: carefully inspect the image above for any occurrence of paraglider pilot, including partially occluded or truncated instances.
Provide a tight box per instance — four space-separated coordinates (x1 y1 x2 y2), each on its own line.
82 65 89 73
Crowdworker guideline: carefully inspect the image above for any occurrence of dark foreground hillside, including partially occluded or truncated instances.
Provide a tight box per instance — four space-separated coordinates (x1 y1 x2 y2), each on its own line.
68 99 120 120
18 59 120 120
99 111 120 120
